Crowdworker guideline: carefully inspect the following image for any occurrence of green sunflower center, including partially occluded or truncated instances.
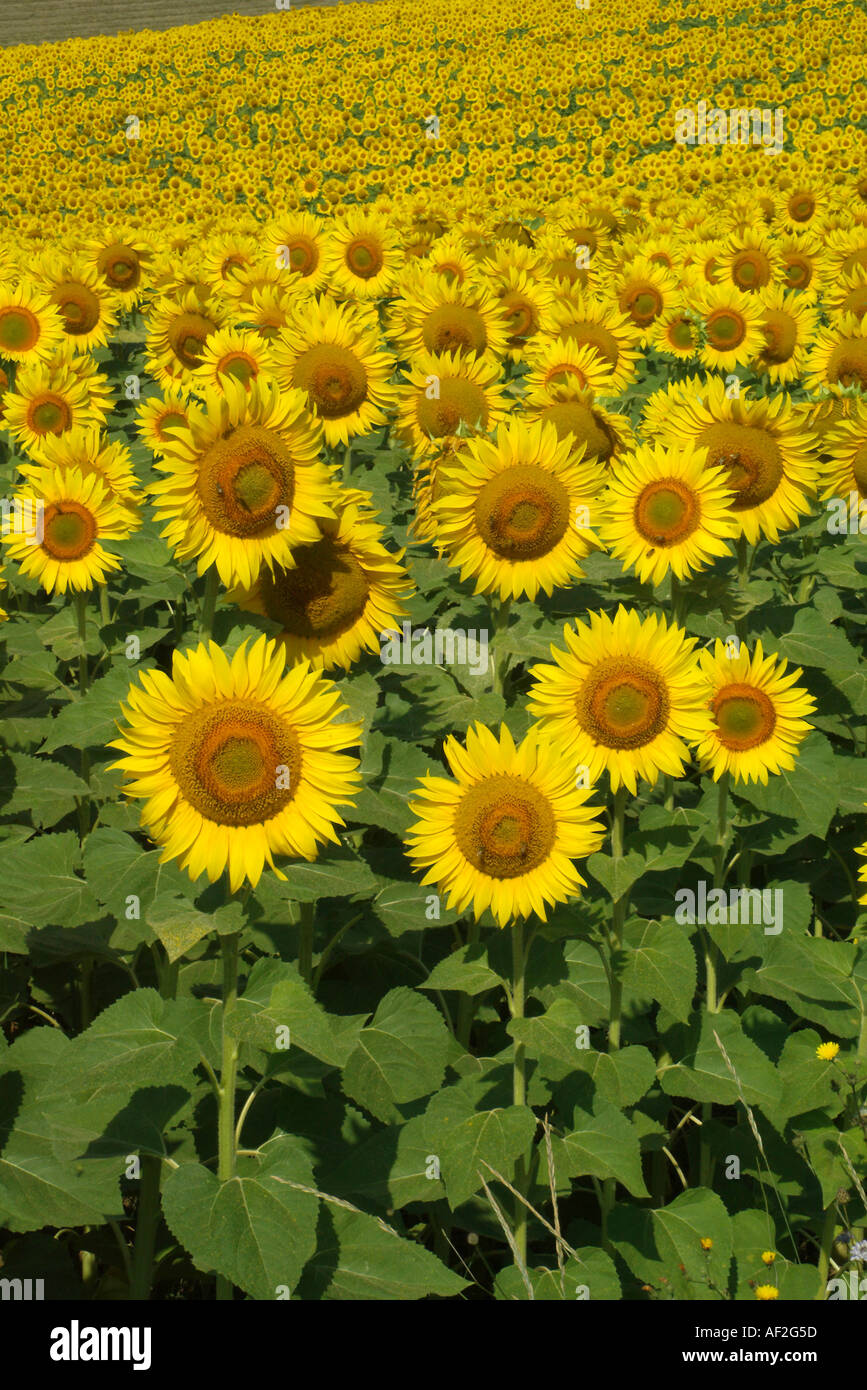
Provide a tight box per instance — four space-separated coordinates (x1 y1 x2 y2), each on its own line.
474 464 570 560
42 501 97 560
578 656 671 750
30 394 70 433
634 479 699 545
622 285 662 327
170 701 301 827
346 238 383 279
260 538 370 641
713 684 776 751
0 306 40 352
454 775 557 879
168 312 217 369
705 310 746 350
97 243 142 290
760 310 798 363
731 252 770 289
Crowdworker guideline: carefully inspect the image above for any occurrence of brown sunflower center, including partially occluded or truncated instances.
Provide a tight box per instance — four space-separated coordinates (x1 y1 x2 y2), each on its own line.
415 377 488 437
731 251 771 290
29 393 71 434
578 656 671 750
0 306 40 352
41 501 97 560
168 312 217 369
169 700 300 826
783 254 812 290
842 284 867 318
562 321 620 370
712 683 776 750
422 303 489 355
634 478 700 545
197 424 293 538
501 292 538 344
788 193 815 223
285 238 318 275
474 464 570 560
345 237 384 280
259 538 369 640
827 336 867 390
539 400 617 462
52 282 101 336
620 283 663 327
699 422 783 509
293 342 368 418
453 775 556 879
97 243 142 290
705 309 746 350
760 310 798 363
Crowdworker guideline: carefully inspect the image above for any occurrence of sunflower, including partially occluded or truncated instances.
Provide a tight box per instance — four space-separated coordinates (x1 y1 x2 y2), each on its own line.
388 271 510 360
266 211 332 293
228 489 413 671
432 418 604 601
193 327 275 394
695 283 767 372
20 427 142 524
751 286 818 386
201 232 261 297
272 295 396 447
145 289 224 391
648 307 701 361
237 283 307 344
490 265 555 361
541 290 642 392
655 376 817 543
806 313 867 394
136 389 193 456
523 385 635 472
819 399 867 502
86 227 152 307
600 441 738 587
773 183 829 233
423 232 480 286
825 266 867 322
716 227 781 293
777 232 827 293
695 640 815 785
404 723 605 928
522 337 613 403
395 349 508 459
150 376 335 587
0 280 65 364
1 363 98 457
532 226 596 291
109 636 362 891
2 467 136 594
605 254 682 341
526 607 711 793
36 255 118 352
326 208 403 300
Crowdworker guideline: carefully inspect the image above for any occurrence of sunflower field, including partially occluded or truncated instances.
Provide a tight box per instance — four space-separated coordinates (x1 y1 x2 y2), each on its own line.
0 0 867 1308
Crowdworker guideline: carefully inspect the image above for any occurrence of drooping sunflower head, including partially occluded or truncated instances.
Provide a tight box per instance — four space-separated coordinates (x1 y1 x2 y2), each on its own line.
695 639 815 784
432 417 605 600
599 440 738 587
527 606 712 794
150 376 335 587
109 635 362 891
396 348 508 458
228 489 414 671
405 722 606 928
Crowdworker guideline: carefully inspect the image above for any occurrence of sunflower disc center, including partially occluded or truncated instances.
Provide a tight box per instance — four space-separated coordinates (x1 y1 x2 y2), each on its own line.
293 343 368 418
540 400 616 462
475 464 570 559
168 312 216 369
634 479 699 545
828 338 867 391
54 283 100 335
0 307 39 351
170 701 301 826
416 378 487 438
454 775 557 879
706 310 746 350
346 239 383 279
42 502 97 560
423 304 488 355
30 394 71 434
712 684 776 751
760 310 797 363
700 422 783 510
261 538 370 640
197 424 293 538
578 656 671 750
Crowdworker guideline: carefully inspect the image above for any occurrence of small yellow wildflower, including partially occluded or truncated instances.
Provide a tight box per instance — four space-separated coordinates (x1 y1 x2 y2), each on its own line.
755 1284 779 1300
816 1042 840 1061
761 1251 776 1265
700 1237 713 1251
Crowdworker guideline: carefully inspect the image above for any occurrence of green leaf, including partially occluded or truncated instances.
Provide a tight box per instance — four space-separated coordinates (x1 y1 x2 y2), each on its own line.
622 918 697 1023
552 1103 648 1198
423 943 505 995
161 1137 319 1300
282 849 378 903
146 895 213 962
298 1205 466 1300
269 963 365 1068
659 1008 781 1110
495 1249 621 1301
82 829 195 915
608 1187 732 1300
39 665 146 754
5 753 89 828
342 987 450 1123
422 1078 537 1208
733 734 838 841
0 832 101 950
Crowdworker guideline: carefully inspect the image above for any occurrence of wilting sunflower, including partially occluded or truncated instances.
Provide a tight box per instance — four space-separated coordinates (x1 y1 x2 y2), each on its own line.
716 227 781 293
86 227 152 308
21 427 142 524
527 607 711 793
655 375 817 543
2 467 136 594
145 289 224 390
326 208 403 300
150 376 335 587
432 418 604 601
695 283 766 372
541 290 642 392
388 271 510 360
751 285 818 386
819 399 867 502
0 280 65 364
272 294 396 448
806 313 867 395
404 723 605 927
266 211 332 293
109 636 362 891
522 337 613 403
395 349 508 459
193 327 275 394
228 489 413 670
600 441 738 586
695 640 815 784
137 389 193 456
37 255 118 352
2 363 98 457
523 384 634 472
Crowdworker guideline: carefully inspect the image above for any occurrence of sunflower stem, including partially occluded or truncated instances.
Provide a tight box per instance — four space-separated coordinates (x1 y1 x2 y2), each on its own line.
216 930 241 1302
129 1154 162 1301
298 901 315 986
601 784 628 1247
456 916 481 1050
510 917 528 1269
74 590 91 840
699 772 730 1189
343 441 353 483
735 535 749 639
199 566 219 642
489 597 512 699
98 582 111 628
